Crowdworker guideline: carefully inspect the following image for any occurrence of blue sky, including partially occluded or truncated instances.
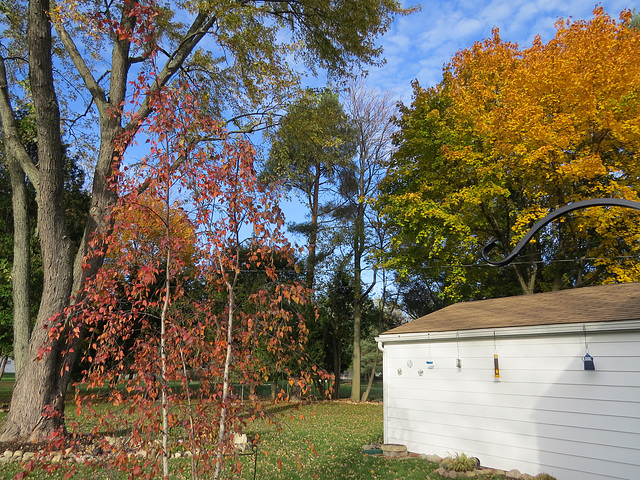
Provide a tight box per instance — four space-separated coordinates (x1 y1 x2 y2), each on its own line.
281 0 635 269
368 0 633 102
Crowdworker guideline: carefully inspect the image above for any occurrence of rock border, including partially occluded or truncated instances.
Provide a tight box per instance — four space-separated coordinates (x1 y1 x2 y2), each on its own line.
361 446 554 480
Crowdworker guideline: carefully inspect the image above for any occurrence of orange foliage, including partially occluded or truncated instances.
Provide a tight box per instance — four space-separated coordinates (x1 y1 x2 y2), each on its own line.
109 190 197 270
381 8 640 295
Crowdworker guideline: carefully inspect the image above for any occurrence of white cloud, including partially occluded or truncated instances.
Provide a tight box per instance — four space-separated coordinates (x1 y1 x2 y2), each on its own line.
372 0 633 97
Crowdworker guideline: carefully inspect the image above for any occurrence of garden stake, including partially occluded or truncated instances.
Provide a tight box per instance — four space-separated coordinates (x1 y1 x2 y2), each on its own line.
493 331 500 378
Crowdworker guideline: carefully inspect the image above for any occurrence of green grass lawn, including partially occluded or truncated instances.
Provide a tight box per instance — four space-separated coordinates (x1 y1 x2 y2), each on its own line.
0 374 15 404
0 400 513 480
0 378 516 479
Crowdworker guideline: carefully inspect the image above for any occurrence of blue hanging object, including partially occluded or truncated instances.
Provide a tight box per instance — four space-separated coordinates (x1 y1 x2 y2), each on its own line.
583 353 595 370
582 325 595 370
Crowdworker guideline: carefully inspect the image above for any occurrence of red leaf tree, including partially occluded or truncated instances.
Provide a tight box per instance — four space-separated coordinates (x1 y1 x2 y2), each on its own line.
43 83 314 479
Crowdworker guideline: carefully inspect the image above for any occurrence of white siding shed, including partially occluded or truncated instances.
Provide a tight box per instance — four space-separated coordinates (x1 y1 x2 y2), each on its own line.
376 282 640 480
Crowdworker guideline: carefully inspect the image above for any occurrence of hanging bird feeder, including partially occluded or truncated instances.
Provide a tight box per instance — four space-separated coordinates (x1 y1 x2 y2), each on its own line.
583 325 595 370
493 332 500 378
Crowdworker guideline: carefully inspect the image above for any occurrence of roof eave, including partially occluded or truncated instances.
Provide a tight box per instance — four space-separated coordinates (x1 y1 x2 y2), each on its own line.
376 319 640 346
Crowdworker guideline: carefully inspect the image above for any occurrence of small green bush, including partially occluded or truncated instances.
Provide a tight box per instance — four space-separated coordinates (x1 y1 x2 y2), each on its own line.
535 474 557 480
440 452 478 472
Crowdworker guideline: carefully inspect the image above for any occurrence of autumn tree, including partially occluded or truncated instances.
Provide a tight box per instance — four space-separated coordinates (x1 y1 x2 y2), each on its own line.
328 80 396 401
0 0 411 441
379 8 640 301
23 84 312 480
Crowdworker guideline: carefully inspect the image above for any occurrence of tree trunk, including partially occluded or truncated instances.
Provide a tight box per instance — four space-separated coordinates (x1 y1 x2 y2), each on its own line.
350 300 361 401
0 0 75 442
331 330 341 399
512 263 536 295
350 201 365 402
0 356 8 382
160 246 171 480
0 0 212 442
214 277 236 480
306 164 321 290
361 347 378 403
8 159 31 380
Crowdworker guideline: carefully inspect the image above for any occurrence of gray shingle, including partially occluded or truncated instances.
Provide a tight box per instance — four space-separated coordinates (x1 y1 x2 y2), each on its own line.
383 282 640 335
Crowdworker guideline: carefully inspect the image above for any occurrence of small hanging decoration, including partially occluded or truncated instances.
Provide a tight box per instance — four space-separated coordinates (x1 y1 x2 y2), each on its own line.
583 354 595 370
493 331 500 378
427 333 435 368
456 332 462 369
583 325 595 371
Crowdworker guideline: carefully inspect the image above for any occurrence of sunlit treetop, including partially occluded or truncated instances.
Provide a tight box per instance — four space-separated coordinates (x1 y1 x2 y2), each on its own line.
379 7 640 296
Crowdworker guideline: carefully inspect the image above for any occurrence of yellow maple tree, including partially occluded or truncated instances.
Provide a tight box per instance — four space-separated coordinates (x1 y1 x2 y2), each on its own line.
380 8 640 298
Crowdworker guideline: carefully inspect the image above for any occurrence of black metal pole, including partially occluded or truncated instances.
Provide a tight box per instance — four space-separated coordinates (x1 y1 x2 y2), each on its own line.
481 198 640 267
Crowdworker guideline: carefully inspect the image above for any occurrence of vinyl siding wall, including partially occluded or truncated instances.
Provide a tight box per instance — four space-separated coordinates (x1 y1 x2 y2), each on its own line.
380 329 640 480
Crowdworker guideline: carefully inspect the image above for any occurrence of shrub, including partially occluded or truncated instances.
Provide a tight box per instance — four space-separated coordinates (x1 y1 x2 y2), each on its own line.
441 452 479 472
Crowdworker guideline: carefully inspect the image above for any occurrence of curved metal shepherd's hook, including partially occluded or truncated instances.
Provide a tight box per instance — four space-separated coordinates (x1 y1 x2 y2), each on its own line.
481 198 640 267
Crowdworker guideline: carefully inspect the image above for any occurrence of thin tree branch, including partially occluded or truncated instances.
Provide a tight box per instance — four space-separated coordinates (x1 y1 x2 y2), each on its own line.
0 55 40 192
50 16 108 112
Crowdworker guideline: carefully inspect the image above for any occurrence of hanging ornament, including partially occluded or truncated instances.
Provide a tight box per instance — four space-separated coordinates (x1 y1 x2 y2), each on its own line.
493 331 500 378
582 325 595 370
426 333 434 368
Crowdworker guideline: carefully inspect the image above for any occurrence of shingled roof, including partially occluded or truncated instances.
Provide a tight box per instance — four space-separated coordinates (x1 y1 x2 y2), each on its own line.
382 282 640 335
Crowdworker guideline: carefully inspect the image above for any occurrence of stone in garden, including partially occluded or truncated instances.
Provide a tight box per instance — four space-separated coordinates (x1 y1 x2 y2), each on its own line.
426 453 442 463
105 436 116 445
234 433 248 443
13 450 23 458
51 453 63 463
381 443 407 458
233 433 251 452
506 469 522 479
22 452 35 461
3 450 12 458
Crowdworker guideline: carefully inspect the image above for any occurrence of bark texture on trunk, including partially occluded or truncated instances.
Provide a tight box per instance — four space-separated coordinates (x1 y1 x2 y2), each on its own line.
0 356 8 382
0 0 214 442
1 0 73 441
350 181 366 402
361 348 378 403
8 160 31 379
331 331 341 399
